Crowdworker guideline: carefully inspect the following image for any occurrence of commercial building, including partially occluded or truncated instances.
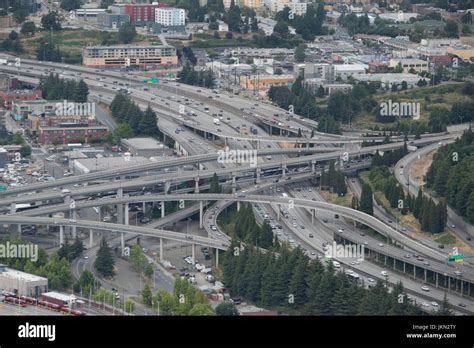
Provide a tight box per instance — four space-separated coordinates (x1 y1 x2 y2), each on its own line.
0 264 48 297
389 58 429 73
110 3 166 24
239 74 294 91
353 73 427 89
72 155 150 174
379 12 419 22
446 47 474 62
121 137 173 158
276 0 307 15
368 60 390 73
155 8 185 27
243 0 263 9
96 13 130 29
334 64 367 80
0 89 43 110
0 148 7 169
294 63 335 82
11 99 57 121
38 124 108 145
304 79 352 95
82 45 178 68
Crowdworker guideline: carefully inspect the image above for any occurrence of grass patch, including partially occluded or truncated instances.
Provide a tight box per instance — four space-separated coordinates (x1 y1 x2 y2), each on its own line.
319 190 353 208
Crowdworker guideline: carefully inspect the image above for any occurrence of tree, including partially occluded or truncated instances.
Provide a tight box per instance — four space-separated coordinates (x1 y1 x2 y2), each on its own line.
359 183 374 216
142 283 153 306
401 81 408 90
215 301 238 315
210 173 221 193
273 21 289 37
438 293 451 315
118 22 136 44
73 80 89 103
94 238 115 277
60 0 82 11
251 17 258 32
20 21 36 36
114 123 134 141
19 144 31 157
295 44 306 63
445 20 459 38
139 105 159 136
393 62 403 73
13 8 28 24
41 12 62 31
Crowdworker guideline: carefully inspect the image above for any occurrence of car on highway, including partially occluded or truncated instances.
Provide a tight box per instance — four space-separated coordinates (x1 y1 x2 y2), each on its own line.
381 271 389 277
459 303 467 308
308 234 314 238
422 302 430 307
431 302 439 307
367 278 375 283
378 243 384 247
421 285 430 291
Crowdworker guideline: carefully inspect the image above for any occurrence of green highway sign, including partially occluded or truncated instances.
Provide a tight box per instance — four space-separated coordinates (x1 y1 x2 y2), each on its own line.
143 77 159 83
0 185 6 192
448 254 465 261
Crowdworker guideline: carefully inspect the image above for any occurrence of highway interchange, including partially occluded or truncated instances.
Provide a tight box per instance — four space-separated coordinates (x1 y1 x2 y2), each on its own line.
1 55 473 315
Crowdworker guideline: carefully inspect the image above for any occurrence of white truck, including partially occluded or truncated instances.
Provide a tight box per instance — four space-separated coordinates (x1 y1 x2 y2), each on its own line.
213 118 221 125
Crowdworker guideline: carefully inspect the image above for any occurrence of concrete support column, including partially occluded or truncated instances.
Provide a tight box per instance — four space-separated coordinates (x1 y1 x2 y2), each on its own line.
461 280 463 296
403 262 406 273
277 205 280 221
393 258 396 269
448 276 451 291
231 175 236 194
311 209 314 224
165 181 171 194
10 203 16 214
191 243 195 265
413 265 416 278
159 238 163 261
237 201 240 212
117 188 123 225
195 177 200 193
71 209 77 239
59 225 64 247
142 202 146 214
121 233 125 254
199 201 203 229
282 164 287 178
89 229 93 248
424 269 427 283
161 201 165 218
255 169 261 184
125 204 129 225
216 248 219 268
436 272 438 288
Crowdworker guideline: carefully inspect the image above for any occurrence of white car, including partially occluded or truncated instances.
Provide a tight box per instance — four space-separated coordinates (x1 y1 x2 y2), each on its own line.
381 271 389 277
422 302 430 307
367 278 375 283
421 285 430 292
431 302 439 307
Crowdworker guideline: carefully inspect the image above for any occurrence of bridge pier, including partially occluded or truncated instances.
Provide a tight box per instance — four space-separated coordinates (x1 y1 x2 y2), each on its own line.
424 268 427 283
125 204 129 225
117 188 124 225
195 177 200 193
89 229 93 248
216 248 219 268
282 164 287 178
436 272 438 287
311 209 314 224
237 201 240 212
231 175 236 194
71 209 77 239
277 205 280 220
142 202 146 214
255 169 261 184
160 238 163 261
191 243 195 265
121 233 125 255
199 201 203 229
311 160 316 174
161 201 165 218
10 203 15 214
59 225 64 247
165 181 171 194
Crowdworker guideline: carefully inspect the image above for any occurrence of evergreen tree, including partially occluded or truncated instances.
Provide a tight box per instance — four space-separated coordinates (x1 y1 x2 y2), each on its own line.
359 183 374 216
94 238 115 277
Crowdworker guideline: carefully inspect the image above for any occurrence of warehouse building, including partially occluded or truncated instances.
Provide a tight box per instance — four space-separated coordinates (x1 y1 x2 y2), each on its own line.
82 45 178 68
121 137 173 158
0 264 48 297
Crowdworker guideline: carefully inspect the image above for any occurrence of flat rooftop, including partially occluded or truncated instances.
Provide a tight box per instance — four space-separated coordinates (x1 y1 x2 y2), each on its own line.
122 137 168 150
74 156 150 173
0 264 47 283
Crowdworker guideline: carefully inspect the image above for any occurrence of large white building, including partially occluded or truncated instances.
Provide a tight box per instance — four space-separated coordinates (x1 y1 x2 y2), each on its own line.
155 8 185 27
0 264 48 297
334 64 367 80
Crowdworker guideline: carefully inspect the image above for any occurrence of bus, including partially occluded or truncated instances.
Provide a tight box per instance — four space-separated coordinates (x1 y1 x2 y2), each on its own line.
67 143 83 151
15 203 38 212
